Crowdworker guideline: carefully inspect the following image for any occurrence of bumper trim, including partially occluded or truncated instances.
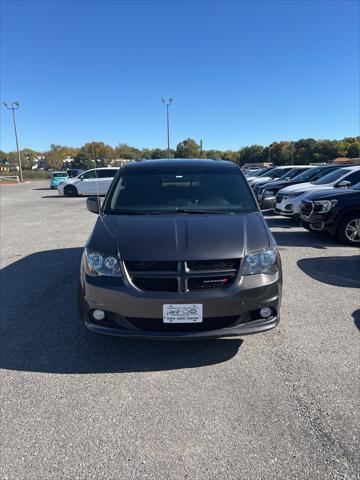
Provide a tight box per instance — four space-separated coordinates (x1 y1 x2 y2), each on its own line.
84 316 279 339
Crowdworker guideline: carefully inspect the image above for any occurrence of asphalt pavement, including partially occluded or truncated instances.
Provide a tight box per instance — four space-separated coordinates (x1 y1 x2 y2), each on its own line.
1 181 359 480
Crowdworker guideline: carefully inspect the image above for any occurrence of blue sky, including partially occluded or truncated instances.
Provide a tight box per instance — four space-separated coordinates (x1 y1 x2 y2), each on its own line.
1 0 359 152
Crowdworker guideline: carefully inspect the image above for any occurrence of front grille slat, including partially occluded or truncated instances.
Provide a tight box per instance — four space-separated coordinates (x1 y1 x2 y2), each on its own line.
124 259 240 293
188 275 235 290
132 277 178 292
125 261 178 272
300 200 313 217
186 259 239 271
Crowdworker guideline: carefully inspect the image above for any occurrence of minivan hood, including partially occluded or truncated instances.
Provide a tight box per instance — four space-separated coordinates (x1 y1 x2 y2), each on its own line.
88 212 271 261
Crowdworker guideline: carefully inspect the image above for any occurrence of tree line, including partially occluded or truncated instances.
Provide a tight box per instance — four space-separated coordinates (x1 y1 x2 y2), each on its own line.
1 136 359 170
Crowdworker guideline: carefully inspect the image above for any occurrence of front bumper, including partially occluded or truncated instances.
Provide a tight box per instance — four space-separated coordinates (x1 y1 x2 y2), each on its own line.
300 211 337 236
275 197 302 216
79 268 282 339
260 195 276 210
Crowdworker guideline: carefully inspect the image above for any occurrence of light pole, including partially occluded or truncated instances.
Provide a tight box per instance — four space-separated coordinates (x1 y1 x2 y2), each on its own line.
291 142 295 166
3 101 23 182
161 98 173 159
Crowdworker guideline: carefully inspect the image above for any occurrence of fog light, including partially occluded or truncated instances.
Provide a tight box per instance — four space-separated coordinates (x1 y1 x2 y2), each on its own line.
260 307 272 318
92 309 105 321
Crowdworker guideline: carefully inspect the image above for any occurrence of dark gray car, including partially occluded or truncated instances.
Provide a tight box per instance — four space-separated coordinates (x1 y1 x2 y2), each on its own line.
79 159 282 339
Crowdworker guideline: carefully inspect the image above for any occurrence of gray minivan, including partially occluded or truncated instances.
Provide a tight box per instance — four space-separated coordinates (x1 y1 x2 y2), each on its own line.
79 159 282 339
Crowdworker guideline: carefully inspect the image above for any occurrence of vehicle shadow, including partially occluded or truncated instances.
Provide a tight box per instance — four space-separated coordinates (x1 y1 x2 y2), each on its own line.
264 215 300 230
0 248 242 374
297 255 360 288
352 310 360 330
32 187 52 191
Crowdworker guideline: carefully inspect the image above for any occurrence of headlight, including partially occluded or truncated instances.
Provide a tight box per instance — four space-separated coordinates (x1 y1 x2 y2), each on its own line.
242 247 279 275
313 199 338 213
84 248 122 277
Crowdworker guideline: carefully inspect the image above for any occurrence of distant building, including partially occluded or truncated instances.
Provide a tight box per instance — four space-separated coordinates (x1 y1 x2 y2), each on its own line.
331 157 360 165
243 162 273 168
110 158 132 167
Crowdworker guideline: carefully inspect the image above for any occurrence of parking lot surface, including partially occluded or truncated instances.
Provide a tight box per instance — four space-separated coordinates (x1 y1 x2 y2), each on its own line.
1 181 359 480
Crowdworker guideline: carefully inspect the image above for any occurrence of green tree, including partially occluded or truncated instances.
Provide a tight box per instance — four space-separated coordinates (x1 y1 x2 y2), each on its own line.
206 150 223 160
72 151 93 169
151 148 170 159
80 142 113 166
238 145 265 165
21 148 39 169
176 138 201 158
114 143 142 160
44 144 67 170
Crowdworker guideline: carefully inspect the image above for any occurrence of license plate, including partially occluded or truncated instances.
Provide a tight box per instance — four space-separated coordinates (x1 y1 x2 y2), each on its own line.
163 304 203 323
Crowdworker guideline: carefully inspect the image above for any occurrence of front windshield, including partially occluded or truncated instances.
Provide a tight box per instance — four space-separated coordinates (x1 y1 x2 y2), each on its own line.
313 168 349 185
292 167 322 182
278 168 309 180
265 167 291 178
249 169 266 177
53 172 67 178
105 165 257 214
258 167 276 177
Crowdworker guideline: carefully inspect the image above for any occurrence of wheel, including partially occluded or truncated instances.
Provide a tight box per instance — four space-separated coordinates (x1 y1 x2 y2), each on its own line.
337 213 360 246
64 185 78 197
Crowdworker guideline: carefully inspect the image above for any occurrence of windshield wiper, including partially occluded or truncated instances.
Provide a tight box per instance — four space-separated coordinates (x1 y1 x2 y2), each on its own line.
171 209 237 214
104 209 159 215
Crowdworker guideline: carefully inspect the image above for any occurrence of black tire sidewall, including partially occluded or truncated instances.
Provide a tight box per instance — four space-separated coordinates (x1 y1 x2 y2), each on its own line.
64 185 78 197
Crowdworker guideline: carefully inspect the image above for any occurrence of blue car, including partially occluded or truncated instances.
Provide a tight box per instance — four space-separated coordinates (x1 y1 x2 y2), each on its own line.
50 171 68 189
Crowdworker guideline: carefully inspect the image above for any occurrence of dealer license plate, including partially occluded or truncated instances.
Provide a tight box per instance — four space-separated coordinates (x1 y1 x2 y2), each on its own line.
163 304 203 323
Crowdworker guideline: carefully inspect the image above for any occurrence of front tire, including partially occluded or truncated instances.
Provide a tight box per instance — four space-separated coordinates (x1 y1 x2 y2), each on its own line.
337 213 360 246
64 185 78 197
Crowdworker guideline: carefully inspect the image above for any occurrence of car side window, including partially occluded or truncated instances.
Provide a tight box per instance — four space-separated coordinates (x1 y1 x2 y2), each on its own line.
99 169 117 178
81 170 96 179
345 171 360 185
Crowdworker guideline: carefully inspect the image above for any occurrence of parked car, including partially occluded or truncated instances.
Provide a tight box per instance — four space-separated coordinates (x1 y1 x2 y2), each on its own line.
243 168 264 176
244 167 275 182
299 182 360 245
253 166 314 206
255 165 343 210
275 166 360 218
58 167 119 197
79 159 282 339
248 166 294 187
67 168 85 178
50 171 68 189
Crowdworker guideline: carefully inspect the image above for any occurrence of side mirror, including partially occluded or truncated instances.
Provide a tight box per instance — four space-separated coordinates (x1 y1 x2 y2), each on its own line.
335 180 351 188
87 196 100 214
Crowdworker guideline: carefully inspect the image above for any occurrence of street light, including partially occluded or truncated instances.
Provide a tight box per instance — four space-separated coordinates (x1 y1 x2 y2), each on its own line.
291 142 295 166
161 97 173 159
3 101 23 182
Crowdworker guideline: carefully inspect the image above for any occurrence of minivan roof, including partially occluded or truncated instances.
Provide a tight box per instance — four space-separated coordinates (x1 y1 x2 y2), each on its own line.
122 159 237 170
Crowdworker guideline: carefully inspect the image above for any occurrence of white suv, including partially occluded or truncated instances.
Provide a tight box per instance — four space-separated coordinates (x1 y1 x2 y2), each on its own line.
58 167 119 197
275 166 360 217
